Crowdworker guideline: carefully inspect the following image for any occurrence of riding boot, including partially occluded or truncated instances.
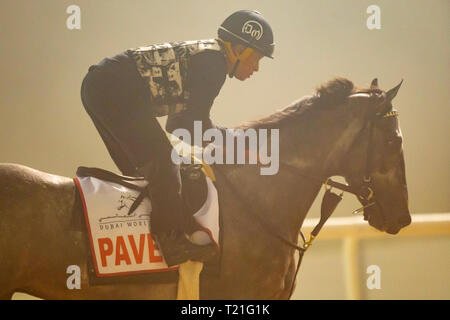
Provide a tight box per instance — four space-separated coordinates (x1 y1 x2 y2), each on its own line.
136 161 218 267
153 230 218 267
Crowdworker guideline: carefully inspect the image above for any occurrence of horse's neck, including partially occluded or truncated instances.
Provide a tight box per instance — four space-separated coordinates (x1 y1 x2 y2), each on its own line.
281 109 368 222
215 162 322 244
281 111 365 177
215 107 367 244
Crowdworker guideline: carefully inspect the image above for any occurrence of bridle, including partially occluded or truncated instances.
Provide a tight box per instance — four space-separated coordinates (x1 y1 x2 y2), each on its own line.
213 99 399 299
346 108 400 216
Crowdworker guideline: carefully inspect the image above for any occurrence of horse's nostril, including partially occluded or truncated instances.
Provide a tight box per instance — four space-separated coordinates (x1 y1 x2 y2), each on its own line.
398 215 411 227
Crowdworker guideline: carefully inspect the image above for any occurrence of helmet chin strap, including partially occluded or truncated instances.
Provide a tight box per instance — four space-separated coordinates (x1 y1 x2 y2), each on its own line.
229 60 240 78
217 38 254 78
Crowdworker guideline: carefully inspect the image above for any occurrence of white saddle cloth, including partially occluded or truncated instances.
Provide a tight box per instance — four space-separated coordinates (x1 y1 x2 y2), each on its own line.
74 175 219 277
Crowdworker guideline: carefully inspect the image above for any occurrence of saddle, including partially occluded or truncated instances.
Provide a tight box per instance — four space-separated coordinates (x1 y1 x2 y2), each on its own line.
75 164 209 235
73 163 217 287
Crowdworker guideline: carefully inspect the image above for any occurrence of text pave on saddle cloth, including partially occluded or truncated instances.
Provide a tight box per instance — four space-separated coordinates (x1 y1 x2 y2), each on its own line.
74 175 219 277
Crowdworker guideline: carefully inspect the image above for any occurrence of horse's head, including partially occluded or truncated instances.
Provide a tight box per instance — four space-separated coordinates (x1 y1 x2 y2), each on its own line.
343 79 410 234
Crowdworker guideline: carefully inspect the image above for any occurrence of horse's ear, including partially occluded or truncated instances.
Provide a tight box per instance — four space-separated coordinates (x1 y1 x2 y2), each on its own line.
386 79 403 102
370 78 379 90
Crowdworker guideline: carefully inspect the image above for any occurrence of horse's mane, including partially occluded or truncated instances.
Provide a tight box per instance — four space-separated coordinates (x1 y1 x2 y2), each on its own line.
237 77 377 130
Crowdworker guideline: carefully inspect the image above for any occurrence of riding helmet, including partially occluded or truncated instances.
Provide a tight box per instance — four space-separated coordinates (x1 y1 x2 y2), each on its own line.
218 10 275 59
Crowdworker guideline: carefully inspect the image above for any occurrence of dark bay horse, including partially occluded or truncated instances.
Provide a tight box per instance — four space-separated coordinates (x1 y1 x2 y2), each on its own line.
0 78 410 299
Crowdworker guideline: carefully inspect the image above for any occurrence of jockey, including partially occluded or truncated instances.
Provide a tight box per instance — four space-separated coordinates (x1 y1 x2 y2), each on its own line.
80 10 274 267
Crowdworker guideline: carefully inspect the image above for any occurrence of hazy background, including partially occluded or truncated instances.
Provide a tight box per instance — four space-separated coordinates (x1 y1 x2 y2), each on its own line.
0 0 448 299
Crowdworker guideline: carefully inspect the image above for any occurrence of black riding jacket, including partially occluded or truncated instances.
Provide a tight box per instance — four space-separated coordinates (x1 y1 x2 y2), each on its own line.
92 40 227 143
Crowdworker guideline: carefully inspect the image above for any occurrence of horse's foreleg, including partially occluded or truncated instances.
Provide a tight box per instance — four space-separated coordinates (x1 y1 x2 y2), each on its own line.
279 252 298 300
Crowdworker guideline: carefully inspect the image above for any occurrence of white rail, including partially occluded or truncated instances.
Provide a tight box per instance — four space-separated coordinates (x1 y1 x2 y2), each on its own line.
299 213 450 299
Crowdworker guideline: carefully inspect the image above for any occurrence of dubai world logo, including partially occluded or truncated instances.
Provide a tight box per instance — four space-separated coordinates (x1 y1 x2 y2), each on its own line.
242 20 263 40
